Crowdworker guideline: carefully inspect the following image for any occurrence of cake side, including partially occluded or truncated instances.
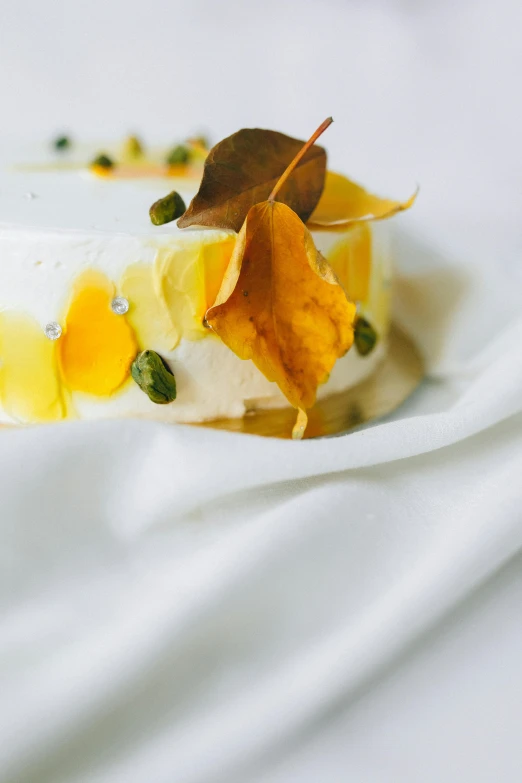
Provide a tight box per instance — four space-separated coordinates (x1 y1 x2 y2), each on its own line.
0 219 391 425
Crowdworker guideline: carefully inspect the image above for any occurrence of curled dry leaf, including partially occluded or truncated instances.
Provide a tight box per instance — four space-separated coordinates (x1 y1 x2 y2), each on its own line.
177 128 327 232
307 171 417 231
206 201 356 417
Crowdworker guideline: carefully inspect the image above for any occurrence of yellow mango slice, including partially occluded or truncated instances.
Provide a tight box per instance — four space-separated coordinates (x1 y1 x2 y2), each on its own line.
154 236 235 345
59 270 138 396
0 311 67 423
326 223 372 303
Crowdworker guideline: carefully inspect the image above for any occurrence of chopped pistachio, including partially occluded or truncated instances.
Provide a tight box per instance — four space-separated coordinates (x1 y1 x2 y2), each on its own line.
354 317 378 356
122 135 144 159
149 191 186 226
131 350 177 404
54 135 71 151
165 144 191 165
90 153 114 170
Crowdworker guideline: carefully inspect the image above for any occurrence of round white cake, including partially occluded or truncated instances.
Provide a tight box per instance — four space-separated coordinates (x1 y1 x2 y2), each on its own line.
0 141 392 426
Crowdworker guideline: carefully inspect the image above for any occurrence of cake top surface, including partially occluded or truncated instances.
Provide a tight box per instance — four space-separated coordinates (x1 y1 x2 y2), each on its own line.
0 141 202 237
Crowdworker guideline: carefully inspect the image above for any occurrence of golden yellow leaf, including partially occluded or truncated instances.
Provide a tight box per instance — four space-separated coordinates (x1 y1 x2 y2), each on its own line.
0 311 67 423
308 171 417 230
206 201 356 411
59 270 138 396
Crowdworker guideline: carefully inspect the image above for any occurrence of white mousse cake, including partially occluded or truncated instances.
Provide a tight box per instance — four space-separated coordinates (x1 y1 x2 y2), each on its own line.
0 139 392 426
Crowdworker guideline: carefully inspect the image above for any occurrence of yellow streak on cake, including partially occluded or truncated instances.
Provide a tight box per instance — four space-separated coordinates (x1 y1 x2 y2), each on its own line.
154 236 236 346
202 237 237 308
326 223 372 303
59 270 138 396
120 262 178 351
0 311 67 423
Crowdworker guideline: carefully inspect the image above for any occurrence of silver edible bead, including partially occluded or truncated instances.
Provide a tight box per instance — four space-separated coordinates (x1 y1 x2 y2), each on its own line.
111 296 129 315
44 321 62 340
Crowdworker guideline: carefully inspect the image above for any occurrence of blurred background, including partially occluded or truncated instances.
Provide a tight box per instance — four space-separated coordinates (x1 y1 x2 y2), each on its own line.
1 0 520 192
1 0 520 280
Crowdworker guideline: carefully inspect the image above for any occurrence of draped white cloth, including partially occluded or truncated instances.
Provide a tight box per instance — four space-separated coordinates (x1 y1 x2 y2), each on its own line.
1 0 522 781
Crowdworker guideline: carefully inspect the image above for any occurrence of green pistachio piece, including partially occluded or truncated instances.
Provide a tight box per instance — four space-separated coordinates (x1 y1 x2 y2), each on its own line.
354 317 378 356
166 144 191 165
90 153 114 170
54 135 71 151
149 191 186 226
122 135 144 159
131 350 177 404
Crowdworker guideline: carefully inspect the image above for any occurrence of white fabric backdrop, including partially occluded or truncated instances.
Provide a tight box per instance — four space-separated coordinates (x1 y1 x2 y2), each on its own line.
1 1 522 781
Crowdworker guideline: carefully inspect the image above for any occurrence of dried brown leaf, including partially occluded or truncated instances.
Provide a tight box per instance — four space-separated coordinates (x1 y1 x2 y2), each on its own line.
177 128 326 232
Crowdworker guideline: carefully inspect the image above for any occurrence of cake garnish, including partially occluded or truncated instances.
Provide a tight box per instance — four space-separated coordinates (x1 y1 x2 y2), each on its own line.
205 118 356 439
353 317 378 356
149 191 187 226
177 125 327 232
111 296 130 315
131 350 177 404
121 135 144 160
308 171 417 230
90 153 114 174
53 135 71 151
187 135 210 151
44 321 63 341
142 118 417 437
166 144 191 166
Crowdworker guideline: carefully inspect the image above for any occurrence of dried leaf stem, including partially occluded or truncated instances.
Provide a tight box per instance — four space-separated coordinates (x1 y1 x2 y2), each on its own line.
268 117 333 202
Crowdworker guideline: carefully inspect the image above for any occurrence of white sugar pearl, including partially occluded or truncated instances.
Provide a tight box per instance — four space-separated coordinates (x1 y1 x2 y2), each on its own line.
111 296 129 315
44 322 62 340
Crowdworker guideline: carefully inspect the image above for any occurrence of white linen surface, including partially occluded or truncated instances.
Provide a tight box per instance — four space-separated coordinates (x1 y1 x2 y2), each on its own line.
1 1 522 782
